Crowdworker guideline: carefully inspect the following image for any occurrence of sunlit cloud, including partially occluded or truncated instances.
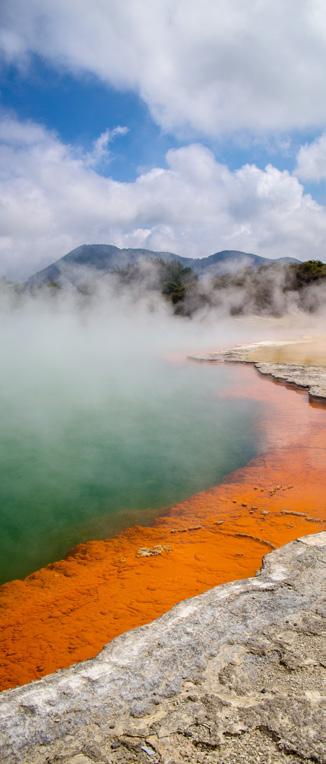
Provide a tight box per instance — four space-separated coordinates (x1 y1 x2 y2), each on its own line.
1 0 326 137
1 115 326 278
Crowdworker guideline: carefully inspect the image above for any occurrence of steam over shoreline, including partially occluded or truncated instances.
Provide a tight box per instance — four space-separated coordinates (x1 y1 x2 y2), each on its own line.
2 244 325 320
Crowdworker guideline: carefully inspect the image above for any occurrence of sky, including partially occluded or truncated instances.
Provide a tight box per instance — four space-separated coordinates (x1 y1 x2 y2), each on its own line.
0 0 326 278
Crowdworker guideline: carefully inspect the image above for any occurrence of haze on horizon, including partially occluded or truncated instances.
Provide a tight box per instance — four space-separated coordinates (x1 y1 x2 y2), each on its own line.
0 1 326 279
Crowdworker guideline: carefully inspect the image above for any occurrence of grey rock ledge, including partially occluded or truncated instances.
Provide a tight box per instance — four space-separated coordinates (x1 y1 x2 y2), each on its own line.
190 345 326 402
0 532 325 763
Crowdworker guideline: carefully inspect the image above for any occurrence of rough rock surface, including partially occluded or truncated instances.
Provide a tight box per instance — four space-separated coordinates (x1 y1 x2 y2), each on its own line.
254 362 326 402
0 532 325 764
190 344 326 402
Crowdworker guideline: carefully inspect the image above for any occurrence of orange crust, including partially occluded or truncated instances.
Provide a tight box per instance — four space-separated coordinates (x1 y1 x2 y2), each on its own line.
0 365 325 691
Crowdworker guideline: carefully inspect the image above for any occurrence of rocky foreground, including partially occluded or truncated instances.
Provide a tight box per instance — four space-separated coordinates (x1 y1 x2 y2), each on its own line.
0 531 325 763
190 342 326 402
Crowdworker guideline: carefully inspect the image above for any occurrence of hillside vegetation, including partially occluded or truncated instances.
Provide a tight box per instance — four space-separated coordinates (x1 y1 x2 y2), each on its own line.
109 258 326 317
2 254 326 318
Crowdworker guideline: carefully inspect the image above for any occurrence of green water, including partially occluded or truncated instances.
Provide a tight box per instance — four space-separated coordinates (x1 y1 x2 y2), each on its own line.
0 354 262 584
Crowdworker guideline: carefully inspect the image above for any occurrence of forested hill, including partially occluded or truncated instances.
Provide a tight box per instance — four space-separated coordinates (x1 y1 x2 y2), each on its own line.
27 244 298 287
20 246 326 317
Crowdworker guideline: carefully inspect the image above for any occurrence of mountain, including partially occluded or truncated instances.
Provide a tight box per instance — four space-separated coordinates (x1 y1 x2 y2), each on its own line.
181 250 298 274
26 244 299 288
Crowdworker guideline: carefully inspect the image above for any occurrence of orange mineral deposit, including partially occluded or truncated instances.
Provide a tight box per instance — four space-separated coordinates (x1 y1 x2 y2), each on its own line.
0 364 325 691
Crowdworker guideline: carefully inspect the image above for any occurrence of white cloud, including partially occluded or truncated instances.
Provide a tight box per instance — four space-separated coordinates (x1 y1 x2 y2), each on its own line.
85 126 128 168
295 133 326 181
1 115 326 278
1 1 326 136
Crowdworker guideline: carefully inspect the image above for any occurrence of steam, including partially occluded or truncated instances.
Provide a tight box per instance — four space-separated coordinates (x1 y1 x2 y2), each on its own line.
11 252 326 322
0 279 324 584
0 288 259 583
197 262 326 318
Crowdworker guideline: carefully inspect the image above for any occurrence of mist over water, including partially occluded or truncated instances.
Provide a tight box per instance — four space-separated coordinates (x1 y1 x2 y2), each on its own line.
0 291 289 583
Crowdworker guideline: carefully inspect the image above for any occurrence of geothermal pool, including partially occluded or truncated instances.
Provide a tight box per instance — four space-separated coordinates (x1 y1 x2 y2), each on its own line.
0 357 262 584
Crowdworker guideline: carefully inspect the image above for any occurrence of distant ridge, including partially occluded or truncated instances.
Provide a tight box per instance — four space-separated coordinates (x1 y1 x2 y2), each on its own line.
27 244 299 287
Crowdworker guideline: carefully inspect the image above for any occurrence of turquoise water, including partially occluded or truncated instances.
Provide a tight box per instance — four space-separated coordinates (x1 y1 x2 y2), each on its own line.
0 354 261 584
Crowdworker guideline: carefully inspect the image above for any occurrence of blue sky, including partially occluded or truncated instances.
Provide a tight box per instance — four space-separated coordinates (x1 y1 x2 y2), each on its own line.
2 52 324 188
0 55 176 182
0 1 326 277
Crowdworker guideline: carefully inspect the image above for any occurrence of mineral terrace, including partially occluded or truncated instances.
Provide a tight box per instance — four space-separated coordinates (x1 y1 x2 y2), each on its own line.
190 341 326 403
0 532 325 764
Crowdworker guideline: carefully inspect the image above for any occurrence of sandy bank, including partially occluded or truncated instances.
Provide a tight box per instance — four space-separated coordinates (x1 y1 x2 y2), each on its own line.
191 337 326 402
231 337 326 367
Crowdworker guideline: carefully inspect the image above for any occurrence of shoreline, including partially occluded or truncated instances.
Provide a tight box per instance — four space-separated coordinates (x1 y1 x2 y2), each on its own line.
0 353 325 691
1 531 325 763
190 338 326 402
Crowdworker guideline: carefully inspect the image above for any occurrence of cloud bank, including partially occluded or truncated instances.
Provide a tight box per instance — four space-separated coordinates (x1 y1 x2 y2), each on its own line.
1 0 326 137
0 115 326 278
296 133 326 181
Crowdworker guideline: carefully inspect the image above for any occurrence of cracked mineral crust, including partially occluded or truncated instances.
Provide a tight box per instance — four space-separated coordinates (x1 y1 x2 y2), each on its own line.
0 531 325 763
189 342 326 402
